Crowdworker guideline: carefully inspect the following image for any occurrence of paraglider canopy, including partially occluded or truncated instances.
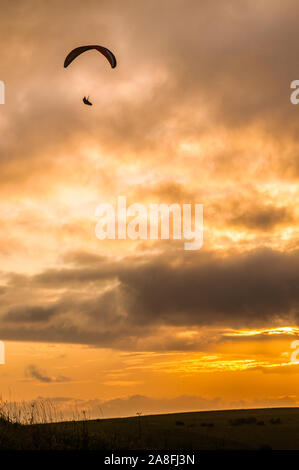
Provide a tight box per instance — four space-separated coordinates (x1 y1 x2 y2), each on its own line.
64 45 117 106
64 45 117 69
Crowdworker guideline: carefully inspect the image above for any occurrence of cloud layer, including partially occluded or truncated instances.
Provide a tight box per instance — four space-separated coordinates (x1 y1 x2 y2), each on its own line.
0 0 298 406
0 248 298 349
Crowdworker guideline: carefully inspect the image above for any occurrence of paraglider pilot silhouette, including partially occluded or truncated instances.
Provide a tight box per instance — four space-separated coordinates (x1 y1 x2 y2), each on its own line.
64 45 117 106
83 96 92 106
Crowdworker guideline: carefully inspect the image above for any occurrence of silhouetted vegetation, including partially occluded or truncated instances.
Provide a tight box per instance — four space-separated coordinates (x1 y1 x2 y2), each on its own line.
259 444 272 451
270 418 281 424
0 403 297 450
229 417 257 426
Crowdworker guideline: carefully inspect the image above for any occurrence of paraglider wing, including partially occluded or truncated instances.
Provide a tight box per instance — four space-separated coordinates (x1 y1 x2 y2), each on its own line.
64 45 117 69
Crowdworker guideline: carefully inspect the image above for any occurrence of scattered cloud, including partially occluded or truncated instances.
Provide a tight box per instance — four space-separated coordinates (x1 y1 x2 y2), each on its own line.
25 364 70 383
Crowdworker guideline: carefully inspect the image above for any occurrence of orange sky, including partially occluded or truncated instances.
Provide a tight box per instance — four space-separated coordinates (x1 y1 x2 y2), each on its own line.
0 0 298 418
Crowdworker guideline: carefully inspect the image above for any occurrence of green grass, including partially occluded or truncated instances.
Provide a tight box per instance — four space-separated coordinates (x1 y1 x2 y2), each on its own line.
0 407 299 450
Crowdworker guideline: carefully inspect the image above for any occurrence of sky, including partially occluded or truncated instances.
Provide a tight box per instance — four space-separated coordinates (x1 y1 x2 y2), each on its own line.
0 0 299 419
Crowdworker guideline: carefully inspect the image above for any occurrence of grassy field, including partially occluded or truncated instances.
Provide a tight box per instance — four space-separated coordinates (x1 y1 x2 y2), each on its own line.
0 407 299 450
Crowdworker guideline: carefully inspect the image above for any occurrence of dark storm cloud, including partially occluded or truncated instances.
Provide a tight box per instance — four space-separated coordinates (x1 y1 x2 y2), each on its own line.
3 305 58 323
0 248 298 349
118 248 299 328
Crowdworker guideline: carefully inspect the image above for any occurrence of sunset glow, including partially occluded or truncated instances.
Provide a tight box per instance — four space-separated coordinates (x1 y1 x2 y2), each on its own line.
0 0 299 418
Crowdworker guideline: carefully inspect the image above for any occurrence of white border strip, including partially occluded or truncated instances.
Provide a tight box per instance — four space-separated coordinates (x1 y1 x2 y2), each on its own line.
0 81 5 104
